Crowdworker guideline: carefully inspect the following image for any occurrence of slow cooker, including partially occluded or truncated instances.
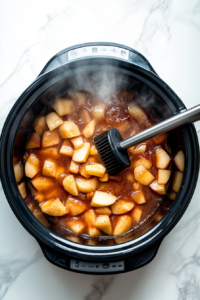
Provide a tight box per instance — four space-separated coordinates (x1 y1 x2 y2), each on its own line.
0 42 199 274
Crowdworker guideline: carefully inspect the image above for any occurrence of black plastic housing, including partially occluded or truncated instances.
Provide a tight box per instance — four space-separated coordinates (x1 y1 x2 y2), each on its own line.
0 42 199 274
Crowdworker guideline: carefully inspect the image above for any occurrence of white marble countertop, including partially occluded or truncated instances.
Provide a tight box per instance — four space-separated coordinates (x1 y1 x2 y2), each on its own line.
0 0 200 299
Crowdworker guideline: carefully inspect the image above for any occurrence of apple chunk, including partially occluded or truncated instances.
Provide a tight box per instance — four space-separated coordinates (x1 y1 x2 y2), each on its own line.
91 191 117 207
59 121 80 139
131 157 152 170
172 171 183 193
69 160 80 174
41 199 68 216
158 169 171 184
128 103 148 122
84 210 96 225
174 150 185 172
153 132 168 144
111 200 134 215
131 191 146 204
76 177 98 193
83 119 96 138
25 155 40 178
90 145 98 155
33 209 49 227
134 165 154 185
113 215 132 236
33 116 47 135
66 198 86 216
46 112 63 131
79 108 92 124
79 163 91 178
99 172 109 182
74 92 87 106
156 148 171 169
63 175 79 196
26 132 40 149
132 182 142 191
59 139 73 156
95 207 111 215
42 160 56 178
31 176 54 191
52 98 74 116
129 144 146 155
92 104 105 119
72 143 90 163
42 130 60 148
67 219 85 234
131 207 143 223
85 163 106 177
18 182 27 198
14 162 24 183
94 215 112 235
149 181 166 195
70 136 84 150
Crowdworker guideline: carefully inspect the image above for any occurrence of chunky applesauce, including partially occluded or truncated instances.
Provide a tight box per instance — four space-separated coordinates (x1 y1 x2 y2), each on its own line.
14 90 185 241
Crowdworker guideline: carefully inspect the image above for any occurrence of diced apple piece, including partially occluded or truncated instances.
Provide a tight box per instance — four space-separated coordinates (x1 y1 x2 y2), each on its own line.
70 136 84 150
113 215 132 236
14 163 24 183
59 139 73 156
128 103 148 122
31 177 54 191
41 199 68 216
79 108 92 124
76 177 98 193
25 155 40 178
158 169 171 184
91 191 117 207
88 227 101 237
168 190 177 201
42 160 56 178
66 198 86 216
131 207 143 223
55 166 66 180
87 192 94 200
52 98 74 116
99 173 109 182
129 144 146 155
95 207 111 215
34 192 45 203
67 219 85 234
33 209 49 227
74 92 87 106
83 119 96 138
172 171 183 193
72 143 90 163
85 163 106 177
94 215 112 235
132 182 142 191
84 210 96 226
33 116 47 135
69 160 80 174
131 191 146 204
87 156 99 163
90 145 98 155
26 132 40 149
46 112 63 131
134 165 154 185
153 132 168 144
40 147 59 157
42 130 60 147
18 182 27 198
59 121 80 139
126 173 135 183
92 104 105 119
63 175 79 196
111 200 134 215
174 150 185 172
149 181 166 195
79 163 91 178
156 148 171 169
132 157 152 170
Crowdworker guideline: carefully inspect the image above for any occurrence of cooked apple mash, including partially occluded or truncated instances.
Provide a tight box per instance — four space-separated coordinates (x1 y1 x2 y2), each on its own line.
14 90 185 238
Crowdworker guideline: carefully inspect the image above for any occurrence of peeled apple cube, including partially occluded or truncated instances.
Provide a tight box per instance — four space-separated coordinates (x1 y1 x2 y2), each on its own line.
72 143 90 163
67 219 85 234
132 182 142 191
88 227 101 237
87 192 94 200
168 190 177 201
33 209 49 227
18 182 27 198
174 150 185 172
90 145 98 155
33 116 47 135
52 98 74 116
83 119 96 138
131 191 146 204
59 139 73 156
128 103 148 122
42 160 56 178
172 171 183 193
156 148 171 169
85 163 106 177
91 191 117 207
66 198 86 216
40 147 59 157
131 207 143 223
129 144 146 155
158 169 171 185
79 163 91 178
84 210 96 226
70 136 84 150
69 160 80 174
79 108 92 124
63 175 79 196
134 165 154 185
74 92 87 106
126 173 135 183
153 132 168 144
76 177 98 193
95 207 111 215
31 176 54 191
99 173 109 182
34 192 45 203
25 155 40 178
46 112 63 131
42 130 60 148
132 157 152 170
149 181 166 195
91 104 105 119
59 121 80 139
113 215 132 236
41 199 68 216
111 200 135 215
26 132 40 149
94 215 112 235
14 163 24 183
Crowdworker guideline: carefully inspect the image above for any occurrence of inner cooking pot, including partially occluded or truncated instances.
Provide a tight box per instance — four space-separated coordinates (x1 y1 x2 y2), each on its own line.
0 43 199 274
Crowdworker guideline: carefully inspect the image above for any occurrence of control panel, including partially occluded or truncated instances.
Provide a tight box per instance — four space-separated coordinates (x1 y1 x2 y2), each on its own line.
70 259 124 273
